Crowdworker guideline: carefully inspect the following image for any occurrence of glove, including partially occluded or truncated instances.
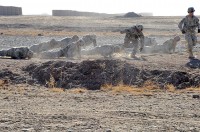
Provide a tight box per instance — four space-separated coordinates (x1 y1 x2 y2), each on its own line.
181 30 186 34
198 29 200 33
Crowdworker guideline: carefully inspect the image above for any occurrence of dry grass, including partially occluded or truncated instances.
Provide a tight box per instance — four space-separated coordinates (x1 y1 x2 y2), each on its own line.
101 81 200 95
165 84 176 92
0 79 9 90
101 81 162 96
0 80 6 87
68 88 88 94
177 87 200 94
101 84 153 96
49 87 65 93
46 74 56 88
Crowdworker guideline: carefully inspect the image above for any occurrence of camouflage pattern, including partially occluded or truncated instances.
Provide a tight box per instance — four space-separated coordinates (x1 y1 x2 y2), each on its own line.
37 35 97 59
120 25 144 57
161 36 180 53
188 7 195 13
80 34 97 48
61 35 97 58
144 37 157 46
61 39 83 58
30 35 79 53
0 47 33 59
142 36 180 54
60 35 79 44
178 13 199 58
39 48 63 59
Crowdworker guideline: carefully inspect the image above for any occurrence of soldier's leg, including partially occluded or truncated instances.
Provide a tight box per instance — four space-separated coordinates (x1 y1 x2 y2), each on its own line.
191 34 197 46
185 34 194 58
11 50 21 59
124 36 131 48
0 50 8 57
77 46 81 58
131 40 139 58
66 46 74 58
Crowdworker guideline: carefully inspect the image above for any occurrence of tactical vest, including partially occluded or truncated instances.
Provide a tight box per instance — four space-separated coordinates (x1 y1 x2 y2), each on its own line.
183 16 199 33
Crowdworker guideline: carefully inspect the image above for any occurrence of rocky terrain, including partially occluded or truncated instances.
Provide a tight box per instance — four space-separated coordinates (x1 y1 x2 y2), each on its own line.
0 16 200 131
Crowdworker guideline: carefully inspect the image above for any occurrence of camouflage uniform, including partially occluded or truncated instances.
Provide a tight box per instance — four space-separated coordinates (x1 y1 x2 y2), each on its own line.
120 25 144 57
178 7 200 58
79 34 97 48
29 35 79 53
82 44 123 58
161 36 181 53
60 39 83 58
0 47 33 59
38 35 97 59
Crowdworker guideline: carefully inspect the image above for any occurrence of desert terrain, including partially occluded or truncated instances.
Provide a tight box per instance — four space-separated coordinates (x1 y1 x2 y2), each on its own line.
0 15 200 131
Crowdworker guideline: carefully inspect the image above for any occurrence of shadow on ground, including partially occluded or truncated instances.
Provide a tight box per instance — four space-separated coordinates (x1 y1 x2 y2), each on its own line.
186 59 200 69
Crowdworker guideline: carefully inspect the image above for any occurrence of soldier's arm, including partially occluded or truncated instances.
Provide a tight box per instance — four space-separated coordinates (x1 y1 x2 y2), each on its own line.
178 18 185 30
120 29 130 34
196 18 200 33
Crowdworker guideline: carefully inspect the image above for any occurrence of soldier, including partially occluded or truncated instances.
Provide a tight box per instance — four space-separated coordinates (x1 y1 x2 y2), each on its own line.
79 34 97 49
120 25 144 58
156 36 181 53
142 36 180 54
29 35 79 53
38 35 97 59
0 47 33 59
60 39 83 58
82 44 123 58
60 35 79 45
178 7 200 59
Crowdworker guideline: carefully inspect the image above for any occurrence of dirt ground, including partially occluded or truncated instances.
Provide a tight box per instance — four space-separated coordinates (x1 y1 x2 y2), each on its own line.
0 16 200 131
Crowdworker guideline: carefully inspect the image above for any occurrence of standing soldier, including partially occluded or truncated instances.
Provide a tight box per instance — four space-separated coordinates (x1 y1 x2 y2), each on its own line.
120 25 144 58
178 7 200 59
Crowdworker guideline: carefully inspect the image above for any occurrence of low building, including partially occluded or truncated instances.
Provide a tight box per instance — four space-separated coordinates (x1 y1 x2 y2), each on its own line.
0 6 22 16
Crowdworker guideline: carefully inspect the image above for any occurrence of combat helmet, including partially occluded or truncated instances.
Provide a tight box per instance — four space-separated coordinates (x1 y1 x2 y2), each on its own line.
188 7 195 13
27 50 34 59
136 25 143 31
72 35 79 41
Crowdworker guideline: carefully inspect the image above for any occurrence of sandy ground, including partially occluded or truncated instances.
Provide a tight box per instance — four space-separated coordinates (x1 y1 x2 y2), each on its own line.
0 16 200 131
0 84 200 132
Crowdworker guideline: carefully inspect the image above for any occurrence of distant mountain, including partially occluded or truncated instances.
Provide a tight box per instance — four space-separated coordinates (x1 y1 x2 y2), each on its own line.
123 12 142 17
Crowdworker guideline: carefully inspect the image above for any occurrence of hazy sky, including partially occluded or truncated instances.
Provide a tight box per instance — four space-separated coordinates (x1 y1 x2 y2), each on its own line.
1 0 200 16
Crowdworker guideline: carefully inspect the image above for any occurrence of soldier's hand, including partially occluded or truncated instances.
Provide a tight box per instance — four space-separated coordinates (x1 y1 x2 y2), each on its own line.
198 29 200 33
139 47 143 52
181 30 186 34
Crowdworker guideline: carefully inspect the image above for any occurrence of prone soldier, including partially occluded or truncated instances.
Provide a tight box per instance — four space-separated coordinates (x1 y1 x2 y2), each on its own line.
152 36 181 54
0 47 33 59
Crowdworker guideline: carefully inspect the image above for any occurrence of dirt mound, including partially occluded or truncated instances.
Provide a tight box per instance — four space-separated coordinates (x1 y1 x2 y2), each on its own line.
23 59 200 90
123 12 141 17
0 69 26 84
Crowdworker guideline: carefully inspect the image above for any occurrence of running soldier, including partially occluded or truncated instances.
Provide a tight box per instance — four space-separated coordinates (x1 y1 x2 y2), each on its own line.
178 7 200 59
120 25 144 58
